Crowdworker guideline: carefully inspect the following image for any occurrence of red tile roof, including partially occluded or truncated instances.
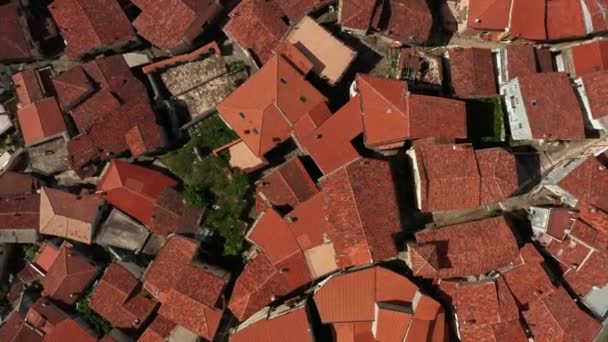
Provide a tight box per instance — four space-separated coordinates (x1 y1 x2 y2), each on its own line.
371 0 433 43
157 265 226 339
558 157 608 212
546 0 586 41
0 171 39 197
321 158 401 267
0 0 33 61
448 48 497 98
217 54 325 157
523 287 600 342
43 318 96 342
408 94 467 140
564 251 608 297
410 216 519 278
137 315 176 342
149 188 203 236
339 0 375 31
579 71 608 120
143 235 198 302
51 65 94 110
132 0 222 50
48 0 136 60
287 192 333 250
41 243 98 305
17 97 67 145
0 311 44 342
476 148 519 205
502 261 556 308
314 266 446 341
248 209 303 265
508 0 546 40
504 45 544 81
12 69 45 106
466 0 511 32
225 0 289 64
89 264 156 330
297 96 362 174
0 194 40 231
96 160 178 226
255 157 318 211
572 40 608 76
515 72 585 140
230 306 313 342
26 297 68 335
412 143 480 211
34 243 61 274
276 0 331 21
70 90 121 131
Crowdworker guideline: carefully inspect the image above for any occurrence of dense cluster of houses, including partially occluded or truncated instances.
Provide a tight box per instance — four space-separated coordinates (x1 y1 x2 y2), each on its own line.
2 0 608 341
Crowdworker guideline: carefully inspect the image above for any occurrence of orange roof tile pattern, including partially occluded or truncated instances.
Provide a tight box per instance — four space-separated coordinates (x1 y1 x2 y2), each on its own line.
314 266 447 341
409 216 519 279
137 315 176 342
230 305 313 342
43 318 96 342
558 157 608 213
89 264 156 330
48 0 136 60
448 47 498 98
571 40 608 76
370 0 433 44
17 97 66 146
26 297 68 335
12 69 45 107
217 54 326 157
0 194 40 231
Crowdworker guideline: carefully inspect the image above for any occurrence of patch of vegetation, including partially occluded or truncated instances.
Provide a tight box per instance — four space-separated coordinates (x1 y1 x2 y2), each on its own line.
228 61 247 73
76 290 111 336
0 283 10 318
161 115 250 256
466 98 505 145
22 244 39 262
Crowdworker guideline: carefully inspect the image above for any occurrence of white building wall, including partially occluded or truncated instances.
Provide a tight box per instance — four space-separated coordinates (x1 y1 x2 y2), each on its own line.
501 79 533 140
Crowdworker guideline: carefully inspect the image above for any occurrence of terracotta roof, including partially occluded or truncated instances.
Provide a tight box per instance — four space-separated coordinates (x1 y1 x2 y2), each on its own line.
137 315 176 342
0 194 40 232
34 243 61 273
571 40 608 76
41 243 98 305
248 209 303 264
476 148 519 205
39 187 102 244
43 318 96 342
546 0 586 41
149 188 203 236
514 72 585 140
70 90 121 131
297 96 362 174
546 235 591 270
143 235 197 302
26 297 68 335
12 69 45 106
544 207 575 240
563 251 608 297
217 54 325 157
508 0 546 40
225 0 289 64
558 157 608 212
230 306 313 342
157 265 226 339
287 192 333 250
448 48 497 98
276 0 331 21
412 143 480 211
583 0 608 35
89 264 156 330
339 0 375 31
501 260 556 308
523 287 600 342
411 216 519 278
255 157 318 212
96 160 177 226
51 66 94 110
314 266 446 341
466 0 511 31
370 0 433 43
0 0 33 61
408 94 467 140
0 311 44 342
48 0 136 60
0 171 39 196
504 45 549 81
17 97 67 145
579 71 608 120
132 0 222 50
321 158 401 267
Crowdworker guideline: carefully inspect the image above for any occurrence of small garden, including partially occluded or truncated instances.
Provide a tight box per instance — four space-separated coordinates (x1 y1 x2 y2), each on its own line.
466 97 505 145
160 115 251 256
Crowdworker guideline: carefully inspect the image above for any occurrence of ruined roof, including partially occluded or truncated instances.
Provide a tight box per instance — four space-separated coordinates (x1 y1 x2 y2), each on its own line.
217 54 325 157
514 72 585 140
17 97 66 146
96 160 178 226
48 0 136 60
297 96 363 174
89 264 156 330
149 188 203 236
571 39 608 76
225 0 289 64
371 0 433 43
132 0 222 50
0 0 33 61
448 47 498 98
41 244 98 305
39 187 102 244
321 157 401 268
314 266 446 341
410 216 519 279
230 306 313 342
255 157 318 212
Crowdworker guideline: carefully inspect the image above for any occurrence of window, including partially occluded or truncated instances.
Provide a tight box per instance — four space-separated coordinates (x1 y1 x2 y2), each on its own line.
280 77 288 84
299 96 307 103
531 100 537 106
239 112 245 119
252 128 259 135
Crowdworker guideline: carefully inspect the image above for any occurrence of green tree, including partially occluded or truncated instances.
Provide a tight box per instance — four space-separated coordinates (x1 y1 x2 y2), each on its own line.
76 291 112 336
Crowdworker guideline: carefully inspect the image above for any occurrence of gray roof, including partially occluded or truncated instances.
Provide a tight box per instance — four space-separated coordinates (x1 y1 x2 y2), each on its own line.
95 209 149 252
